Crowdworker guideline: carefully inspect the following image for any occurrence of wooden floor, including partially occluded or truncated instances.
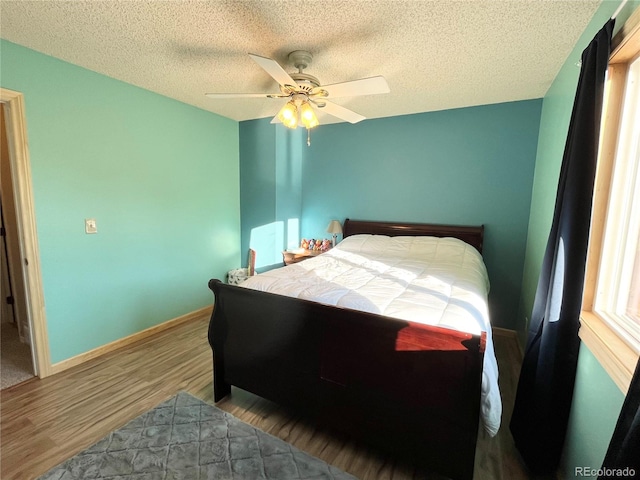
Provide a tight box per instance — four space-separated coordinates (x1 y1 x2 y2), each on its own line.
0 313 533 480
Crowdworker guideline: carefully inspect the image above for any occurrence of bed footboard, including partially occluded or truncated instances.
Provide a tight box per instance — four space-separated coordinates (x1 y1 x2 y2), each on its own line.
208 278 484 480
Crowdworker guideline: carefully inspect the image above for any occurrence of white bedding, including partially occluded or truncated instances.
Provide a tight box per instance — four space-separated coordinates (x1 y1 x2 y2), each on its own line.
240 234 502 436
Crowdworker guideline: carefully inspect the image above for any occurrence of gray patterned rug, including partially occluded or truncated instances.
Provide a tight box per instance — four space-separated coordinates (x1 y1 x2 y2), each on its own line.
39 391 356 479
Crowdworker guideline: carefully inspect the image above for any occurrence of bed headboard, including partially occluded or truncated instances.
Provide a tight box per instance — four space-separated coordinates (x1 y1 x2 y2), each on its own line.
342 219 484 254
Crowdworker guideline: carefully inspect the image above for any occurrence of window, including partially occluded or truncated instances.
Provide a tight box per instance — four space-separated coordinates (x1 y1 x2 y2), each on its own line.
580 9 640 394
594 54 640 352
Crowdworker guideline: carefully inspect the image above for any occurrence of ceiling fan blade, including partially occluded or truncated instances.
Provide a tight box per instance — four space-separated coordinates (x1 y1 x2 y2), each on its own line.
249 53 297 90
312 76 389 99
317 100 366 124
205 92 286 99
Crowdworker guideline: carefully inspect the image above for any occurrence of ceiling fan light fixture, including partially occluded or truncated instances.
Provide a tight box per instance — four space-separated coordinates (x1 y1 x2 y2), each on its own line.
278 101 298 129
206 51 388 140
300 101 319 129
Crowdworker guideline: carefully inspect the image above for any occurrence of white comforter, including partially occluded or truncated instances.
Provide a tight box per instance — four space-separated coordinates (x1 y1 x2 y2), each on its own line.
240 234 502 436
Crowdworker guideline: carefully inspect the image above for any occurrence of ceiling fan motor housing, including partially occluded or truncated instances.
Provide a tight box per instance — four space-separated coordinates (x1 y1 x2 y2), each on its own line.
287 50 320 92
288 50 313 71
291 73 320 91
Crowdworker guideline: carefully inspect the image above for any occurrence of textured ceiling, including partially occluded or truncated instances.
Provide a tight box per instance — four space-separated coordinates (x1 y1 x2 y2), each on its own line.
0 0 602 125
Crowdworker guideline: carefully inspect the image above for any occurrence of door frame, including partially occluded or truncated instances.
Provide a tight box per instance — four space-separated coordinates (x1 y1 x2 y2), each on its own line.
1 88 51 377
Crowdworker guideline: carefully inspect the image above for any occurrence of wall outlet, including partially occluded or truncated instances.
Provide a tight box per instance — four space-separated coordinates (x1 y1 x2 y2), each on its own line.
85 218 97 234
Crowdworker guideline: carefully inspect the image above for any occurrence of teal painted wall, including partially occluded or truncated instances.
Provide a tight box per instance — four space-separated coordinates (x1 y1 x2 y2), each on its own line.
239 120 303 271
300 100 542 330
1 40 240 364
517 1 640 477
561 344 625 479
239 101 542 329
239 120 277 269
274 125 304 253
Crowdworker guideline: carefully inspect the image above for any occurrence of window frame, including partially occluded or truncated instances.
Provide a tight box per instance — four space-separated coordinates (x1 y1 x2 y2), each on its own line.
580 7 640 395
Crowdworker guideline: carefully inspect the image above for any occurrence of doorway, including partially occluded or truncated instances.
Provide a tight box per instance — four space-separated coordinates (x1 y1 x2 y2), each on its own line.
1 102 35 388
0 88 51 383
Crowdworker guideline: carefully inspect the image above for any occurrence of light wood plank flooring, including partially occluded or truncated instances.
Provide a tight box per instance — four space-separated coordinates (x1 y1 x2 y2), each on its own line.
0 313 532 479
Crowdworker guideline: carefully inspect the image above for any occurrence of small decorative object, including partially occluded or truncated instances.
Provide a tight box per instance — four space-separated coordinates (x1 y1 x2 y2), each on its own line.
247 249 256 276
327 220 343 247
227 268 249 285
300 237 332 252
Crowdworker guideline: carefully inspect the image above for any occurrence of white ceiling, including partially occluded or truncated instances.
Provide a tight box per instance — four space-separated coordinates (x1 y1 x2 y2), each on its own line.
0 0 602 125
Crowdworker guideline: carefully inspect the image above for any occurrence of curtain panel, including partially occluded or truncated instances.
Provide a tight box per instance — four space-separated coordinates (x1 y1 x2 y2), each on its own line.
510 19 615 475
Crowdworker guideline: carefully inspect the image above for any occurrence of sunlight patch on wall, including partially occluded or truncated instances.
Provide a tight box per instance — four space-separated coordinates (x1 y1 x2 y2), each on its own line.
250 218 301 269
287 218 299 250
250 221 283 268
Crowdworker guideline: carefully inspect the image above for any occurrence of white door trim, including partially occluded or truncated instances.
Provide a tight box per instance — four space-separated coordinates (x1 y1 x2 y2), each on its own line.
1 88 51 378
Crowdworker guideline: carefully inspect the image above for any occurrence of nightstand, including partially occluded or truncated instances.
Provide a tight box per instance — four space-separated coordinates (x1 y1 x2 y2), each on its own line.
282 249 327 265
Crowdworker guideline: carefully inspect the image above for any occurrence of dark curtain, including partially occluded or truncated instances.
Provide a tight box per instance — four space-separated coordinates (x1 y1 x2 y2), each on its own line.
510 19 615 475
599 358 640 479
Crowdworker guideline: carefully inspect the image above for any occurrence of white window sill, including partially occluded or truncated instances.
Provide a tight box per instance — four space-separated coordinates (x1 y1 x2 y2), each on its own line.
579 311 638 394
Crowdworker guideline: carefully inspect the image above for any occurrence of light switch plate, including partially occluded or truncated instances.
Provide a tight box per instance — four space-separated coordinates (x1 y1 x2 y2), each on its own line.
85 218 97 234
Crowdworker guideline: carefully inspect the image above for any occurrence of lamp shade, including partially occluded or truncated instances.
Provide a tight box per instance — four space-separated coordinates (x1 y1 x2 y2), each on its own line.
278 101 298 129
300 102 319 129
326 220 343 234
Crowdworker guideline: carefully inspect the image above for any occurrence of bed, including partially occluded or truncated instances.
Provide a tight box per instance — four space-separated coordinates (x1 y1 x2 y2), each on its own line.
207 219 501 480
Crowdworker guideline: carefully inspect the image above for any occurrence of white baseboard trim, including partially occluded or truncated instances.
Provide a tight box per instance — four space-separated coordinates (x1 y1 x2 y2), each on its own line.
49 306 213 375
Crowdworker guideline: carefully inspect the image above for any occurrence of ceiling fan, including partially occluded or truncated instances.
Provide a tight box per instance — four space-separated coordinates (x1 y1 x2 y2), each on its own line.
205 50 390 142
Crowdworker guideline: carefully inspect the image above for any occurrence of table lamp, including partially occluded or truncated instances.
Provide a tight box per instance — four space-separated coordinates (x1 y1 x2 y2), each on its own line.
326 220 343 247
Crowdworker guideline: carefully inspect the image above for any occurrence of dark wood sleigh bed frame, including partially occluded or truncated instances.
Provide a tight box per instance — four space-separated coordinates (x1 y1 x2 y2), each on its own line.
208 219 487 480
